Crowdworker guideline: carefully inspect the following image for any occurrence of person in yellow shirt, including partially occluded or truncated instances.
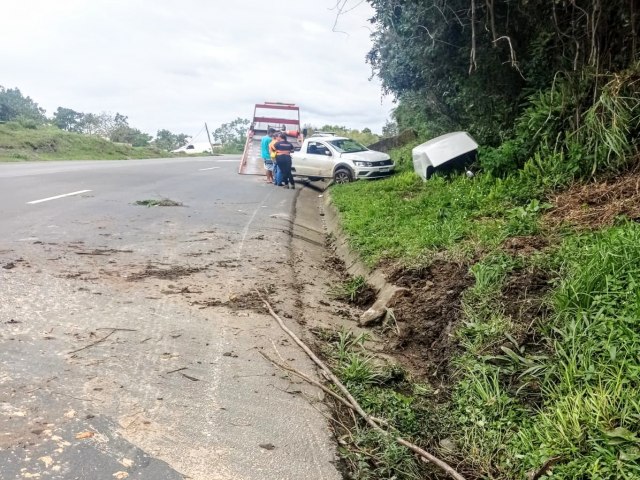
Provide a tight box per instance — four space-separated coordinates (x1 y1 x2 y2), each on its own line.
270 134 281 185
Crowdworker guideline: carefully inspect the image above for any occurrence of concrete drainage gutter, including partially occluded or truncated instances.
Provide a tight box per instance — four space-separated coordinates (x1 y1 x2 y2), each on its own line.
318 190 402 327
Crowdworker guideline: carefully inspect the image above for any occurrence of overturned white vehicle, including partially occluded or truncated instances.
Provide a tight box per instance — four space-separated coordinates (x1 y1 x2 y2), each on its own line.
412 132 478 180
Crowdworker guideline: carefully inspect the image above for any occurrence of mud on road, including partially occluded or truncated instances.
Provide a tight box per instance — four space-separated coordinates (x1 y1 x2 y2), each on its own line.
0 187 343 480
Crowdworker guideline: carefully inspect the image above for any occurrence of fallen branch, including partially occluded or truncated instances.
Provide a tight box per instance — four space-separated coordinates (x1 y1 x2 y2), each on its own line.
259 350 363 415
167 367 188 374
256 289 466 480
261 350 390 429
68 328 137 355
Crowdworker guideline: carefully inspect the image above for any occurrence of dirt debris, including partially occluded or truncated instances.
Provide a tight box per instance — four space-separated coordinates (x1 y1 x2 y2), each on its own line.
502 236 549 256
75 249 133 256
323 254 347 276
384 261 472 381
226 292 268 312
501 267 551 347
127 265 206 281
2 258 27 269
546 169 640 229
134 198 184 207
193 287 275 314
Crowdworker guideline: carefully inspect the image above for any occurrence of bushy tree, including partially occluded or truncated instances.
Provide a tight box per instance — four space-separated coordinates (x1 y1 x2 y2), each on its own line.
212 118 250 152
77 112 101 135
155 129 189 151
0 86 46 123
365 0 640 147
381 119 398 138
53 107 83 132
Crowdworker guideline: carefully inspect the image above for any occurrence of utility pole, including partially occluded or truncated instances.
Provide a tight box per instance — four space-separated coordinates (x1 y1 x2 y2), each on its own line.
204 122 215 154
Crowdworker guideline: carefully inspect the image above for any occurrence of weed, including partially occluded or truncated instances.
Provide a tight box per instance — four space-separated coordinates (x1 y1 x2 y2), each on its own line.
135 198 184 207
328 329 452 479
328 276 370 304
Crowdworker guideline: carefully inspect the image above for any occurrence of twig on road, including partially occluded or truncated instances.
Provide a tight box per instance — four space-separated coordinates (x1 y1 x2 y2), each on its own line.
68 328 137 355
95 327 137 332
256 289 467 480
49 391 96 402
259 350 360 413
166 367 188 374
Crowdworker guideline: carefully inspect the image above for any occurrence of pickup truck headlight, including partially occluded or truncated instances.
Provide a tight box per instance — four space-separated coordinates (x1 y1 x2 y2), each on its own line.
353 161 373 167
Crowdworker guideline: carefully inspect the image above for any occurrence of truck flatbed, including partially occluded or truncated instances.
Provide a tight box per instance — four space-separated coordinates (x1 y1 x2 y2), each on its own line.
238 102 301 176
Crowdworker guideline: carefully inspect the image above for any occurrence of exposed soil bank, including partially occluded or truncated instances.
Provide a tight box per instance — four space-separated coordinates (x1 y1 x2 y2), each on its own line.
547 169 640 229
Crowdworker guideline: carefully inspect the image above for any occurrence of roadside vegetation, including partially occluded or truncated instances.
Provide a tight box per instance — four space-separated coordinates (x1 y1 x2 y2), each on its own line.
0 122 166 161
326 1 640 478
0 85 247 160
134 198 184 207
304 124 381 147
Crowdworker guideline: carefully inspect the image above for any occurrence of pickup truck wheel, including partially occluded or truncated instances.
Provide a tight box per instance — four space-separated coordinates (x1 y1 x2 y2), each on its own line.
333 168 353 184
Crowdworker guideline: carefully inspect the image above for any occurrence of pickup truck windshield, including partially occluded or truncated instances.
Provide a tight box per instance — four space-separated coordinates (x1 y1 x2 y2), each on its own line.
328 139 367 153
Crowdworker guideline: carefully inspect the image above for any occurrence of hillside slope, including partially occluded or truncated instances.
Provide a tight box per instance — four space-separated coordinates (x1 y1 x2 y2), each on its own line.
326 145 640 479
0 122 168 161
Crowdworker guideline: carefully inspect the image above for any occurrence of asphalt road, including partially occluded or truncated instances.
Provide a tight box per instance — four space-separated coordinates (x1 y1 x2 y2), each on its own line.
0 156 341 480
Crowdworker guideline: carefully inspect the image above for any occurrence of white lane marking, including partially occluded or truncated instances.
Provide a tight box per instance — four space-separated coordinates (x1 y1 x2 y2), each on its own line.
215 159 240 162
27 190 92 205
199 167 220 171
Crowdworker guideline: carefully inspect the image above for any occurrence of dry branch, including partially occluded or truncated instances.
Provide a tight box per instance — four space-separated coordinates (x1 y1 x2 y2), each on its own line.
256 289 466 480
68 328 136 355
259 350 361 414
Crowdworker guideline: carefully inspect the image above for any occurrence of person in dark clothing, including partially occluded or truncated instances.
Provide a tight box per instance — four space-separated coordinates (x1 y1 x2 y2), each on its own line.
274 132 296 189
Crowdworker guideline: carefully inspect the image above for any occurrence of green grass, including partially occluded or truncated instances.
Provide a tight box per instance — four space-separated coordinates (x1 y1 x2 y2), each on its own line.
0 122 169 161
324 330 451 479
330 147 546 266
328 275 368 303
135 198 184 207
452 224 640 479
329 140 640 478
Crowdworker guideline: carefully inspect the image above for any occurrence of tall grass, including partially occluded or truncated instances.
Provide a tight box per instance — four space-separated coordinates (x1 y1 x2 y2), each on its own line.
453 223 640 479
324 329 450 479
520 224 640 477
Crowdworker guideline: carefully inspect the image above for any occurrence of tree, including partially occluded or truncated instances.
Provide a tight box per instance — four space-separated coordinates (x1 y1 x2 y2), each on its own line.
128 129 152 147
107 113 131 143
212 118 250 152
305 124 380 146
78 113 101 135
53 107 83 132
155 129 189 151
381 119 398 138
365 0 640 146
175 133 189 147
0 86 46 123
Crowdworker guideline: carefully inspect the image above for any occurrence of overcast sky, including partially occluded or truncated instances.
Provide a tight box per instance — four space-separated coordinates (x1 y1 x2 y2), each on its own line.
1 0 395 140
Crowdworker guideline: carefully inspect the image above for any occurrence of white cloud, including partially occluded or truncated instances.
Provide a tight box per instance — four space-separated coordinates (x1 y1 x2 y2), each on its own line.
1 0 395 136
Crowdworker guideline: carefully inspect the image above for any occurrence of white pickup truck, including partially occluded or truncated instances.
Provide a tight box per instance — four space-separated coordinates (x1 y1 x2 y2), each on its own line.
292 134 395 184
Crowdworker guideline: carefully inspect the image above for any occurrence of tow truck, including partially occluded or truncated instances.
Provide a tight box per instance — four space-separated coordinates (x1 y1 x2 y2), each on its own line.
238 102 301 175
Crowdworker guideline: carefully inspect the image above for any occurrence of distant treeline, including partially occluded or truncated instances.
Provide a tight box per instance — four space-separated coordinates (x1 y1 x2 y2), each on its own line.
0 86 190 151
